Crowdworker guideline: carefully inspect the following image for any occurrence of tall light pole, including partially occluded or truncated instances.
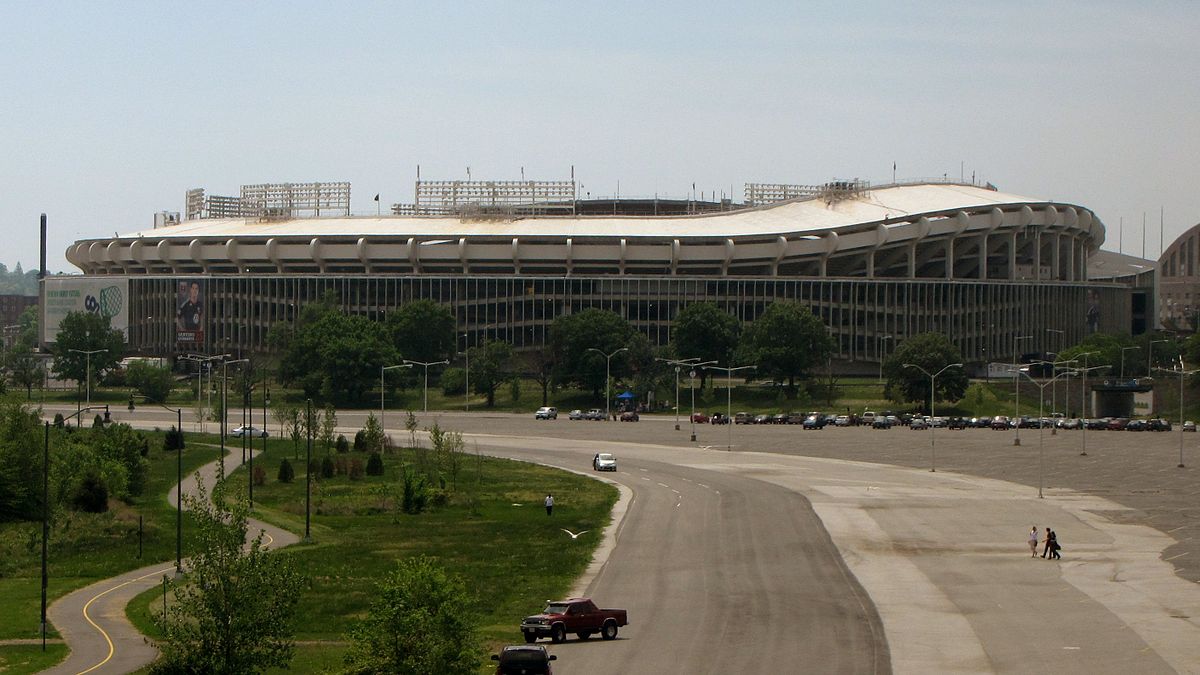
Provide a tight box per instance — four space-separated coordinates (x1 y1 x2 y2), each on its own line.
1120 346 1140 380
1046 329 1064 416
403 359 449 413
381 363 412 451
305 398 312 541
587 347 629 421
1013 335 1032 446
1148 339 1169 377
220 358 248 479
1018 367 1075 499
1076 362 1105 456
903 363 963 472
1156 364 1200 468
657 357 701 430
461 333 470 412
68 348 108 411
703 363 757 450
1043 356 1076 435
877 335 893 383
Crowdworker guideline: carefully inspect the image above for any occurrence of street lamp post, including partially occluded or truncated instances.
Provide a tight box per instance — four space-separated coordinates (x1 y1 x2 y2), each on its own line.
1013 335 1032 446
1148 339 1169 377
220 358 248 479
1120 346 1141 380
903 363 963 471
305 398 312 541
68 348 108 411
1046 329 1064 417
381 363 412 452
587 347 629 421
656 357 702 431
877 335 893 383
1044 356 1076 435
1018 367 1076 498
403 360 449 413
689 369 697 441
1076 361 1106 456
1156 364 1200 468
703 364 757 450
462 333 470 412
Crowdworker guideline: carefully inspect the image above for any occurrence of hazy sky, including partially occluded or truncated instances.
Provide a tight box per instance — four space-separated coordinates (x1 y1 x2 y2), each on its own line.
2 1 1197 272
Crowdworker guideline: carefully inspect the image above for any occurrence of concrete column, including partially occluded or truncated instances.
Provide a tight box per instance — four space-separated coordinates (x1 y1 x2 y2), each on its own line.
979 233 988 280
1009 232 1018 280
1052 234 1061 280
945 237 954 279
908 241 917 278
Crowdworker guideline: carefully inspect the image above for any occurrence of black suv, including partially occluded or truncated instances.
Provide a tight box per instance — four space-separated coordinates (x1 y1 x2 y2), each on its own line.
493 645 557 674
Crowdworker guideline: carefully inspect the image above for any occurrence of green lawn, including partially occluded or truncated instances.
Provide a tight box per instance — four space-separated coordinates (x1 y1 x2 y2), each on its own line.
0 432 219 643
0 643 69 675
129 441 617 673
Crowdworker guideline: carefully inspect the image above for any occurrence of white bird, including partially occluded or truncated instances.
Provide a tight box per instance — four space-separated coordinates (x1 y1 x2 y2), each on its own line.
561 528 589 540
511 503 523 507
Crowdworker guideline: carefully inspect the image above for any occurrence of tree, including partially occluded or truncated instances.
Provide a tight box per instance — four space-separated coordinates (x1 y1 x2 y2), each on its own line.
50 311 124 396
343 555 480 675
736 302 834 394
672 302 740 388
15 305 39 349
520 349 555 406
469 339 514 407
550 308 636 397
320 403 338 452
126 360 174 403
881 332 969 410
272 402 302 459
0 402 46 521
386 300 456 364
360 412 386 454
152 480 302 675
4 344 40 399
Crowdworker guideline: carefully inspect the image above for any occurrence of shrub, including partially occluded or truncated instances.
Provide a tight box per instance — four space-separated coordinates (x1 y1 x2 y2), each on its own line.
365 452 384 477
335 434 349 454
428 487 449 508
252 465 267 486
353 429 366 452
348 458 364 481
93 414 105 428
163 426 185 451
277 458 295 483
401 471 427 514
440 366 466 395
71 471 109 513
308 459 321 477
53 413 64 428
321 455 335 479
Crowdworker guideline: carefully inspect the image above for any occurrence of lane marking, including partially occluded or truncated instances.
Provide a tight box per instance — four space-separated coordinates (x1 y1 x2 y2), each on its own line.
697 483 710 489
77 565 175 675
640 476 651 481
1165 552 1189 561
672 489 681 495
638 468 648 472
657 482 670 489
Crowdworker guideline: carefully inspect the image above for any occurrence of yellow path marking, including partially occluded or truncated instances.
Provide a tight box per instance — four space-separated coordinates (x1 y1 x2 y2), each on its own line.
76 565 174 675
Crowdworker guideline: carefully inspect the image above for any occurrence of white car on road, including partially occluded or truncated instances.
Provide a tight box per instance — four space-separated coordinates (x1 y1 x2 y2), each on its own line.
535 406 558 420
230 425 268 438
592 453 617 471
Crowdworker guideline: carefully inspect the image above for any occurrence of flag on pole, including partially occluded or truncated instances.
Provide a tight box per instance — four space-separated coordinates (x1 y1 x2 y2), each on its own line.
374 194 380 202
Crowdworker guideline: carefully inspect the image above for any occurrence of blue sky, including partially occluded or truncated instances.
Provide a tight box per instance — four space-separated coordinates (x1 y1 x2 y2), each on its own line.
2 1 1197 271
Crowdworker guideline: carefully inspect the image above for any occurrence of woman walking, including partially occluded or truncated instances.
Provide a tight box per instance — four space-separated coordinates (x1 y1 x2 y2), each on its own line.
1028 526 1039 557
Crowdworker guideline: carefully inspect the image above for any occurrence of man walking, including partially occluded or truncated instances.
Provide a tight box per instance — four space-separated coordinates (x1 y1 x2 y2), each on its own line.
1042 527 1055 559
545 493 554 516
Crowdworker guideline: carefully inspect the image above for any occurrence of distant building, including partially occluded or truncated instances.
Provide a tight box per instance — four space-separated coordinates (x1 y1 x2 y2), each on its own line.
0 294 37 340
1158 223 1200 332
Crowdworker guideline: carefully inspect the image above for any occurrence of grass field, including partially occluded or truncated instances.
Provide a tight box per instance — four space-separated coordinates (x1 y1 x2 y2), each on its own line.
128 440 618 673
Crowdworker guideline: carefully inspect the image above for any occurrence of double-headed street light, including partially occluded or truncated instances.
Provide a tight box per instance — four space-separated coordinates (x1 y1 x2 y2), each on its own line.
220 358 249 479
656 357 702 430
381 363 413 451
403 359 449 413
1013 335 1032 446
1076 362 1107 456
903 363 963 472
132 397 185 570
1156 363 1200 469
587 347 629 421
1018 367 1076 499
687 361 718 441
877 335 893 383
703 363 757 450
68 348 108 412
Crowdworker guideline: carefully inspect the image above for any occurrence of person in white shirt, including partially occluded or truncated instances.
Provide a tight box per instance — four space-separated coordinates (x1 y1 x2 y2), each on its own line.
1028 526 1039 557
545 494 554 516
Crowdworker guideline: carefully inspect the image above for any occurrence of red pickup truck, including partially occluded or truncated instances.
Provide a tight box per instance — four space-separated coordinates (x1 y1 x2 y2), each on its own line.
520 597 629 643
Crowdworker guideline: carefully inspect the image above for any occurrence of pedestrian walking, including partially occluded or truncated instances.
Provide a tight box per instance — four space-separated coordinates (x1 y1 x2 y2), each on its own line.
1049 531 1062 560
1042 527 1055 559
545 493 554 516
1028 526 1039 557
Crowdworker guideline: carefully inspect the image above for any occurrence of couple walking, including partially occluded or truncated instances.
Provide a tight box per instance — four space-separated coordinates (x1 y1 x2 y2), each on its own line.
1028 525 1061 559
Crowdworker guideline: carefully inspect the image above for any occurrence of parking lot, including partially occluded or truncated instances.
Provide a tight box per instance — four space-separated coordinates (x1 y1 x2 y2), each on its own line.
429 410 1200 585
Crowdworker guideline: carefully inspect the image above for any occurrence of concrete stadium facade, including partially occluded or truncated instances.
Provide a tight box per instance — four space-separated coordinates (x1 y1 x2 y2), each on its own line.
61 182 1131 371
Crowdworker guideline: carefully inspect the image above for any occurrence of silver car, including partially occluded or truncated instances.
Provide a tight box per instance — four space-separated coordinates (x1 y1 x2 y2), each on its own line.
592 452 617 471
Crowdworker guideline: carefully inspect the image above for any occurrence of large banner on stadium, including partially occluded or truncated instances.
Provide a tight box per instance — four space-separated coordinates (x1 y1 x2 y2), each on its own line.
42 277 129 343
175 279 205 345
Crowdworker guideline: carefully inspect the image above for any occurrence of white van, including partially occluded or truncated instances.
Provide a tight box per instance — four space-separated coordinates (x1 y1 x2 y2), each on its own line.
861 411 877 425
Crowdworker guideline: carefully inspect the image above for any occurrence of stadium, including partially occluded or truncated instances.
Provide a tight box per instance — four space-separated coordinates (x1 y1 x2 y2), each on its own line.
52 177 1133 372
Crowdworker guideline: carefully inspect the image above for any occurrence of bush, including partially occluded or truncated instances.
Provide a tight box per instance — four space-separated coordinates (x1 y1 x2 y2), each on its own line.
335 457 348 476
53 413 64 428
440 367 466 395
126 360 174 403
349 458 364 481
353 430 366 452
163 426 185 451
428 488 449 508
335 434 349 454
252 465 267 487
321 455 335 479
365 452 384 476
92 414 105 428
277 458 295 483
71 471 109 513
401 471 427 514
308 459 321 477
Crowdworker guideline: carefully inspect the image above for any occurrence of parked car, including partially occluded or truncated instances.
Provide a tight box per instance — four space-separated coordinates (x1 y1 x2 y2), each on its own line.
1148 418 1172 432
592 453 617 471
690 412 710 424
872 417 893 429
619 411 639 422
492 646 557 675
1086 418 1110 430
1059 418 1082 430
752 414 771 425
734 412 751 424
535 407 558 420
770 413 789 425
834 415 851 427
521 598 628 644
802 415 825 430
991 416 1010 430
1184 421 1197 432
567 409 585 420
861 411 877 426
1107 418 1130 431
711 412 730 425
1125 419 1147 431
947 417 966 430
586 409 605 421
230 425 268 438
910 417 929 430
786 411 807 425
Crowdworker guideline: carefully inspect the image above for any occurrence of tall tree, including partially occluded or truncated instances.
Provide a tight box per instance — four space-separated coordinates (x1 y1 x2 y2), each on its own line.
549 308 636 398
152 480 302 675
50 311 124 396
386 300 456 364
469 339 514 407
343 555 480 675
671 302 740 388
4 344 41 399
736 302 834 394
273 301 396 402
881 332 969 410
520 349 556 406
